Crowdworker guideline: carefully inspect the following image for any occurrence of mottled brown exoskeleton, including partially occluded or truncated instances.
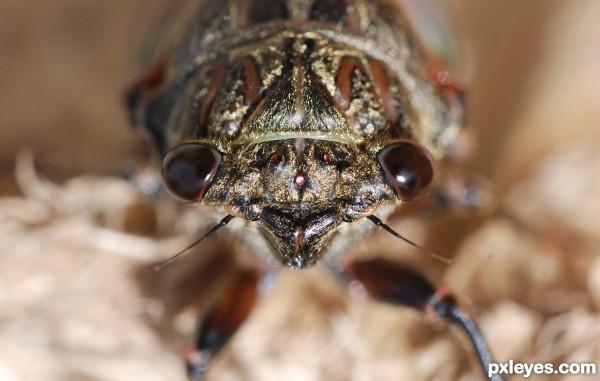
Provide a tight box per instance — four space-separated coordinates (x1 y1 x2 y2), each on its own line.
127 0 501 380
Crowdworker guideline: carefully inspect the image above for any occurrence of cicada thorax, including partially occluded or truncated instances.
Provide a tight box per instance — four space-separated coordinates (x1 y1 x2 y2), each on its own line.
145 2 463 157
136 0 465 267
165 39 424 152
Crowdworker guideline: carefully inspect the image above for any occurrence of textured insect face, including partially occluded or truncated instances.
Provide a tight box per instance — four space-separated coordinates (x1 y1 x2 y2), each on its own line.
131 0 464 268
163 137 433 267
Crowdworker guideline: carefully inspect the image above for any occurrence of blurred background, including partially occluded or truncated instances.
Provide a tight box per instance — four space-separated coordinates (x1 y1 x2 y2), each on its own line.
1 0 599 380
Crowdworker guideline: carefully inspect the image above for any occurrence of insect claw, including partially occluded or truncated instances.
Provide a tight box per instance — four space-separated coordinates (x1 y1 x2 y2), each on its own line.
183 348 212 380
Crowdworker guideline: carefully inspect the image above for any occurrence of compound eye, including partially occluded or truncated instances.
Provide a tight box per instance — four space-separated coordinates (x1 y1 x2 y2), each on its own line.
377 141 435 201
162 143 221 202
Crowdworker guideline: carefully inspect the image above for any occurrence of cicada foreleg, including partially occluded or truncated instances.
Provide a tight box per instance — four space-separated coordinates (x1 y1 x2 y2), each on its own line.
343 257 502 381
185 269 260 380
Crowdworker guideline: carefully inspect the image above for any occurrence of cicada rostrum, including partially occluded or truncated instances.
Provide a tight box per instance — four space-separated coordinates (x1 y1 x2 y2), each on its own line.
127 0 500 380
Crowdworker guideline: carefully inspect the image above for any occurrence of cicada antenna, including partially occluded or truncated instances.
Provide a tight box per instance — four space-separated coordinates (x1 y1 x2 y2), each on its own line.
154 214 235 271
366 215 452 264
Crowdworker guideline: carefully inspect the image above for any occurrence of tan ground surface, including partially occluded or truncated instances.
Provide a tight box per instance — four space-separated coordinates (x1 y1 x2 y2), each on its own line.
1 1 600 380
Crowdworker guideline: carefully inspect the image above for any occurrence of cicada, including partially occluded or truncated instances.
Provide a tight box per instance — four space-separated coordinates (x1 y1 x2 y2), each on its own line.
127 0 500 380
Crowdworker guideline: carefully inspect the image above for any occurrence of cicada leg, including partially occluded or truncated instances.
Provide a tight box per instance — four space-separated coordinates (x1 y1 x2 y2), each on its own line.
185 269 259 380
343 257 502 381
125 59 166 118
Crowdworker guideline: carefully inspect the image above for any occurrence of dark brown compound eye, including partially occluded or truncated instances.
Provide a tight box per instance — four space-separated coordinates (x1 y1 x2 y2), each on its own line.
162 143 221 202
377 141 435 201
